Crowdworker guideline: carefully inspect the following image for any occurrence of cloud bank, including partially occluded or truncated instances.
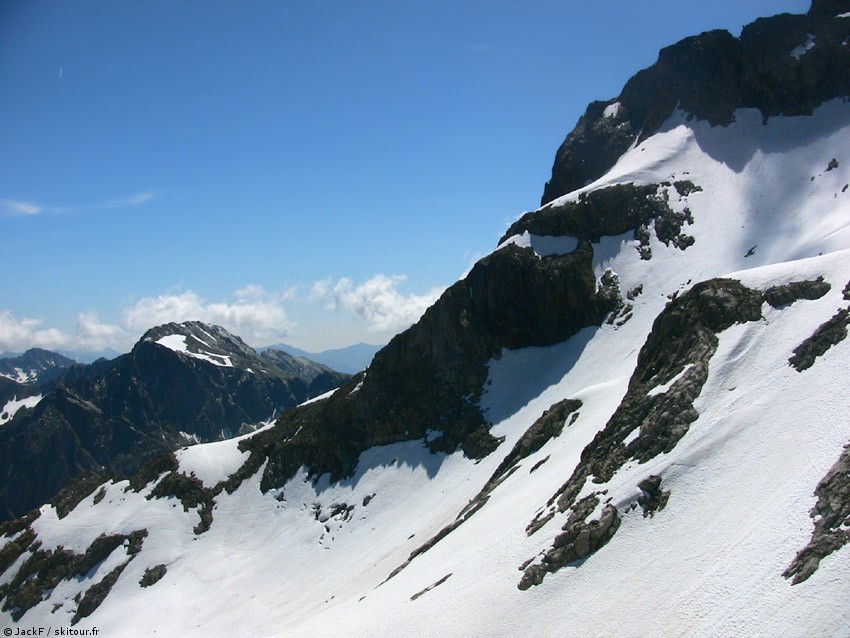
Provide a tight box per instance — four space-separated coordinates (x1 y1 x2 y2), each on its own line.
0 311 68 353
311 274 445 333
0 286 295 354
0 274 442 355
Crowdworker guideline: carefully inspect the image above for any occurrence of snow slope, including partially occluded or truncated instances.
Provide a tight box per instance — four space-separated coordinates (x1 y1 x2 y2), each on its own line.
0 394 41 425
3 101 850 637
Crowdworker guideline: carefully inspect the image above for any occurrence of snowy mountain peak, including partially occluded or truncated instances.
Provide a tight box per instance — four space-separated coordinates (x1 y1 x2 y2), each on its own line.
141 321 258 369
0 321 351 523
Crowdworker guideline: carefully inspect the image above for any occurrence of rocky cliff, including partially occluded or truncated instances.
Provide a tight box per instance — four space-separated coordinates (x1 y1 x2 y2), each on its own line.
540 0 850 204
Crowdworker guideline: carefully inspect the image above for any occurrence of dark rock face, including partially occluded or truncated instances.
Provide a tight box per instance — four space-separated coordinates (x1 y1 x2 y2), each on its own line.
50 471 114 519
622 30 744 132
506 184 672 244
148 471 216 535
139 564 167 588
519 496 620 590
240 243 616 494
789 306 850 371
742 9 850 119
539 100 641 207
810 0 850 18
637 474 671 518
487 399 582 488
784 441 850 584
409 573 452 601
0 322 351 522
541 3 850 204
763 277 831 307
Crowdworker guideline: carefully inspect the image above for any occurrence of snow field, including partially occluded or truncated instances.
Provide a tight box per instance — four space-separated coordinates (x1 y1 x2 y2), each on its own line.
5 100 850 637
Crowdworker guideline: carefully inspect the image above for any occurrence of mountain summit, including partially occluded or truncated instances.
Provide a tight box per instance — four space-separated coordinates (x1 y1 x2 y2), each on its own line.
1 3 849 635
0 348 75 385
0 321 349 521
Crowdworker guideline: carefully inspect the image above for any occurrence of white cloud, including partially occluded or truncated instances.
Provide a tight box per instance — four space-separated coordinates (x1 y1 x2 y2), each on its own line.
0 192 157 217
74 311 125 352
0 200 43 216
313 274 445 333
122 286 294 344
0 285 297 355
308 279 332 303
0 310 70 352
101 192 158 209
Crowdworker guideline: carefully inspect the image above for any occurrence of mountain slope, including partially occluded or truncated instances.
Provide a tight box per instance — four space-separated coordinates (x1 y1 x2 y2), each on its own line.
1 2 850 635
258 348 349 394
262 342 381 374
0 322 350 521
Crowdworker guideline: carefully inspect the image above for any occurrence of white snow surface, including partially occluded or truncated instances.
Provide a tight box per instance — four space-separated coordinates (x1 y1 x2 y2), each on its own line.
175 431 256 488
0 394 42 424
155 334 234 367
5 101 850 636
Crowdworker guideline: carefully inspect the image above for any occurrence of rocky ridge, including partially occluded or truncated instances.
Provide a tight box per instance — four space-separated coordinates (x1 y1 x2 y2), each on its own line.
540 0 850 204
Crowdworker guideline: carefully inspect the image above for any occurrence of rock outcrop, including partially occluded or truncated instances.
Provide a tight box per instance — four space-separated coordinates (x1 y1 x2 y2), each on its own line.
784 441 850 583
541 2 850 204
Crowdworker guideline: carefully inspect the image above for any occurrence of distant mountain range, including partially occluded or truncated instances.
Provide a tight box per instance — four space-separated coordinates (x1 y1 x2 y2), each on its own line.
0 321 350 521
259 342 382 374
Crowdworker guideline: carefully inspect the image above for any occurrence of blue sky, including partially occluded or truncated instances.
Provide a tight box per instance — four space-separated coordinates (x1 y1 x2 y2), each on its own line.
0 0 808 354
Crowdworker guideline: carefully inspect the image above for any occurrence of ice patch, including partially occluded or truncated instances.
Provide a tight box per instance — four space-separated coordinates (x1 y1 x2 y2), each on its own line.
603 102 622 119
791 34 815 60
498 231 579 258
350 374 366 395
648 364 694 397
622 427 641 446
300 387 338 406
0 394 42 424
